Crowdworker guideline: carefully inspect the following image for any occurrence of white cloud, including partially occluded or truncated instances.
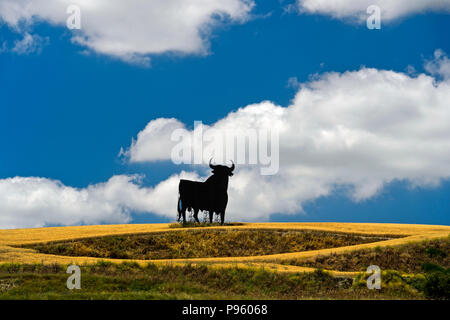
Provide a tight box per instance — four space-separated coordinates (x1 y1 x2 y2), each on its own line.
296 0 450 22
0 0 254 63
0 172 198 229
123 51 450 221
425 49 450 80
10 32 48 54
124 118 186 162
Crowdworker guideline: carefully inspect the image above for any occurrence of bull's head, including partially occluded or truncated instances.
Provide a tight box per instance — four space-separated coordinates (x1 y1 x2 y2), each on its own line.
209 158 235 176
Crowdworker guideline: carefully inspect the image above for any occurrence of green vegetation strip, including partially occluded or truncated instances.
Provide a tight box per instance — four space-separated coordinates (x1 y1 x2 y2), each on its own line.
20 229 396 260
0 262 436 300
284 237 450 273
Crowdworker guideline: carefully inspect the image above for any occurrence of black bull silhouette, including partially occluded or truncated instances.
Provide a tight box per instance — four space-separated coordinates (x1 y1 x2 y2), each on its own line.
177 160 235 224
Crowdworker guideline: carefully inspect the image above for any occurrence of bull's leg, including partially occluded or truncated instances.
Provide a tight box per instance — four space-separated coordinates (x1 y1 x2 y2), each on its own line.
182 209 186 223
181 204 187 224
177 196 182 222
220 210 225 225
209 211 214 223
193 208 200 223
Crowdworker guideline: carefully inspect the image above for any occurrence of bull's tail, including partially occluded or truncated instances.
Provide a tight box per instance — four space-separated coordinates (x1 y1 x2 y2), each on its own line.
177 195 182 221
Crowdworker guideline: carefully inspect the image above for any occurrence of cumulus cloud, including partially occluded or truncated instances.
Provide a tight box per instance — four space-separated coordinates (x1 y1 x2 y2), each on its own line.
123 118 186 162
296 0 450 22
0 0 254 63
0 172 198 229
123 51 450 221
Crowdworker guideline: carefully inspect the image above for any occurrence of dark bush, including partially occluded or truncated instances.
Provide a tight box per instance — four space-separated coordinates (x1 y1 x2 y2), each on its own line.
423 270 450 300
425 247 447 258
422 262 445 273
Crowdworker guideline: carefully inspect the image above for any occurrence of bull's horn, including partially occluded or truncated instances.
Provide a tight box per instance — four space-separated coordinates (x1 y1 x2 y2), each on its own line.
229 160 235 172
209 158 217 169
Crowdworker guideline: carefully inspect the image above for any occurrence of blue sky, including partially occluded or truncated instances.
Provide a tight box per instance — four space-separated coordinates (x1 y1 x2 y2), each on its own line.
1 1 449 228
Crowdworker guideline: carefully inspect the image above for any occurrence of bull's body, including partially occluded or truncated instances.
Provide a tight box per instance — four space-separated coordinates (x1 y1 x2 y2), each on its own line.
177 161 233 224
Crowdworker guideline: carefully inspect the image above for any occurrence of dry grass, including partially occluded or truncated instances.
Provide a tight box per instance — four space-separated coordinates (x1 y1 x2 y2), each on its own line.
21 229 392 260
0 222 448 275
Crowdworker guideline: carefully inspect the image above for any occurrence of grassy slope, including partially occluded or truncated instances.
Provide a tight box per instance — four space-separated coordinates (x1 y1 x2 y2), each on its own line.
285 237 450 273
0 262 425 300
0 223 448 300
0 223 448 275
21 229 392 260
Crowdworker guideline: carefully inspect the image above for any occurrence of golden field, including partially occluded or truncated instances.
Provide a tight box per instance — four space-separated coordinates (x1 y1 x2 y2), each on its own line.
0 222 449 276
